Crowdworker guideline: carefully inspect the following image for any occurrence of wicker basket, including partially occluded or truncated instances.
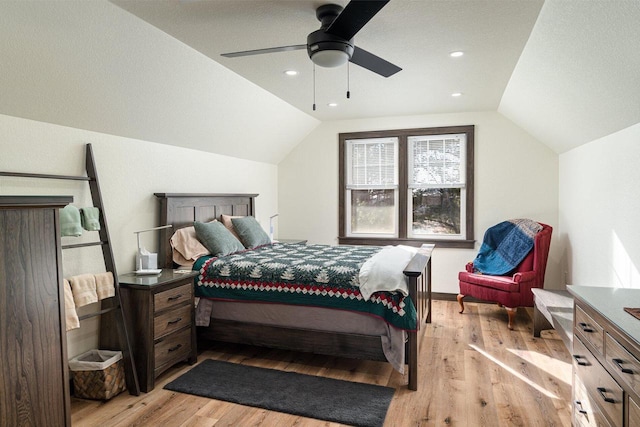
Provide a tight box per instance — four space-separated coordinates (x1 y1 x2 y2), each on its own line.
69 350 126 400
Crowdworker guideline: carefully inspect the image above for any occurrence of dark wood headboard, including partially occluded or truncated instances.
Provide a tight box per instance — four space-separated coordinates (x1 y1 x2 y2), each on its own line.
154 193 258 268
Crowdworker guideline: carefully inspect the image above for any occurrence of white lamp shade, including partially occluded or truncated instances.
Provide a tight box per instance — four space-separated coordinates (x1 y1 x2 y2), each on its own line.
311 49 350 68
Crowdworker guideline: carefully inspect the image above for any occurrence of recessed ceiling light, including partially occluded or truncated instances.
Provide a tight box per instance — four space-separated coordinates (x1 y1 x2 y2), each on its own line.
450 51 464 58
327 102 338 107
451 92 463 97
284 70 298 76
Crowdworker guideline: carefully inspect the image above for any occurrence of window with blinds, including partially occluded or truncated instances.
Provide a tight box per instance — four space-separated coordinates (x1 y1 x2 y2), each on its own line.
339 125 474 247
345 138 399 237
408 134 466 238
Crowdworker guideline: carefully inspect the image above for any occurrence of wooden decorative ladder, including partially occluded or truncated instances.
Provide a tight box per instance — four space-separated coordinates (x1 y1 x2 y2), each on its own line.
0 143 140 396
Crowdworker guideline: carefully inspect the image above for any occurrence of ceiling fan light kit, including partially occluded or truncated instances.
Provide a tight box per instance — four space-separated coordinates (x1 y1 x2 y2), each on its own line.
310 48 351 67
307 30 354 67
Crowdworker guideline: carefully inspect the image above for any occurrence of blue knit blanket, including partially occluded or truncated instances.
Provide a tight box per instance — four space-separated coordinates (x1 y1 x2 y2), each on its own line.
473 219 542 275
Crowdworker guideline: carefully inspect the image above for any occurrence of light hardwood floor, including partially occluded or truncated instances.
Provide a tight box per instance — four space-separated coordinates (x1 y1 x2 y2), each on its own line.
71 300 573 426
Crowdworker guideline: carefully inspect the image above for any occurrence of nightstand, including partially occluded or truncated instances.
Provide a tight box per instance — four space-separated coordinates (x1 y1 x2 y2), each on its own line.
275 239 307 245
119 269 199 392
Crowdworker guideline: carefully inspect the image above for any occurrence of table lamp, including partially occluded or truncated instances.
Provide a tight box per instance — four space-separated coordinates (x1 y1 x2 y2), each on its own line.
134 224 172 274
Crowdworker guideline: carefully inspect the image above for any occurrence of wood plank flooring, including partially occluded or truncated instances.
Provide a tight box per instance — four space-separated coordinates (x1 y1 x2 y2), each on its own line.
71 300 573 426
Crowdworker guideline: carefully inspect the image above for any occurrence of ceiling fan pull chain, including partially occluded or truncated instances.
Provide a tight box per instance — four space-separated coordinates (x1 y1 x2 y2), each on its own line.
313 63 317 111
347 62 350 99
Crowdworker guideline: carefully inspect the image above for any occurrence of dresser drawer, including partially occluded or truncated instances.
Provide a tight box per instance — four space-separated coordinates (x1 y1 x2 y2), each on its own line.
154 327 191 371
605 332 640 395
574 337 623 427
154 283 192 313
154 304 192 340
574 373 613 427
575 305 605 356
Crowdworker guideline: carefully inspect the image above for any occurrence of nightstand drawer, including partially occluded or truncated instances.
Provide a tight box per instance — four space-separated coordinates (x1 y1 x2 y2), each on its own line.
154 283 192 312
576 305 604 356
154 304 192 339
154 327 191 370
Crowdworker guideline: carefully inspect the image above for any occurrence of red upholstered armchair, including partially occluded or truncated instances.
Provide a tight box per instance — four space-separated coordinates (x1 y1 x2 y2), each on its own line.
457 223 552 330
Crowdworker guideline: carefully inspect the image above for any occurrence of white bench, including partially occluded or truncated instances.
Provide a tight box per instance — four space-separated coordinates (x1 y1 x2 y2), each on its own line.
532 288 573 351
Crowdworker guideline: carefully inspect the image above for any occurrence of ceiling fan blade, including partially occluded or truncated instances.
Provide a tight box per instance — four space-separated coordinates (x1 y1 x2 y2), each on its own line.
326 0 390 41
221 44 307 58
350 46 401 77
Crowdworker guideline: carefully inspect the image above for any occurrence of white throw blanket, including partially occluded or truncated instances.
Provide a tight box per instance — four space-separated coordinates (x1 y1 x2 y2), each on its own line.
358 245 418 300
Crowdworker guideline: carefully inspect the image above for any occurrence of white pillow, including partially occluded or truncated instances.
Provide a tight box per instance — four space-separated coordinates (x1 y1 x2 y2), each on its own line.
170 223 212 266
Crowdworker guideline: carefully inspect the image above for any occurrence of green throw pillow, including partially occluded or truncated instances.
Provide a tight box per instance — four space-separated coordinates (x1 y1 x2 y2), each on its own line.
231 216 271 249
194 220 245 257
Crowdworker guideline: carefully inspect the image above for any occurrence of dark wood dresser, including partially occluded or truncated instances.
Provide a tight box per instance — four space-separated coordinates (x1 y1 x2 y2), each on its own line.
569 286 640 427
119 269 198 392
0 196 72 426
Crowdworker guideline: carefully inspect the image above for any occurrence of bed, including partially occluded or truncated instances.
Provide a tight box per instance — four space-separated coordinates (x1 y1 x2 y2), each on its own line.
155 193 432 390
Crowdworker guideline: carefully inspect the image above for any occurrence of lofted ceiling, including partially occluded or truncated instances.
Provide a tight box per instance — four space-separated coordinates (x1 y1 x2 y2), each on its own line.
112 0 544 122
1 1 638 161
499 0 640 153
111 0 640 154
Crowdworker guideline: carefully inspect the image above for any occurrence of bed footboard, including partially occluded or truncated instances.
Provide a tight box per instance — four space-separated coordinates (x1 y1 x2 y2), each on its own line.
403 244 434 390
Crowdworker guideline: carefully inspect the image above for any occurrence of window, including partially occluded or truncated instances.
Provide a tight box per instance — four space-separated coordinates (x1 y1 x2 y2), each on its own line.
408 134 466 239
345 137 398 237
339 125 474 249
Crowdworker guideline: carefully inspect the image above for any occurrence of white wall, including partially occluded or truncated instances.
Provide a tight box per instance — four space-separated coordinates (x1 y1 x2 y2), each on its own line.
0 114 278 357
559 122 640 288
278 111 560 294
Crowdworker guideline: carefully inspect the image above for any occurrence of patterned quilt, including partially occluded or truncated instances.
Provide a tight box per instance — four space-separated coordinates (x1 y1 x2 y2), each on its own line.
193 243 418 331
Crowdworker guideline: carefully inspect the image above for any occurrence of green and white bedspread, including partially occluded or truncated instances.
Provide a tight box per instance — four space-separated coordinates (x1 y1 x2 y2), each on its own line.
193 243 417 331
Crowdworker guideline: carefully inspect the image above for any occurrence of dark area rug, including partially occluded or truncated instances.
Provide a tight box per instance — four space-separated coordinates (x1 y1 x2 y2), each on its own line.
164 359 395 427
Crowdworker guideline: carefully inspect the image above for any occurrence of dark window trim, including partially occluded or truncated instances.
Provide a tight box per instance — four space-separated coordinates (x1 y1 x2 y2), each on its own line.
338 125 475 249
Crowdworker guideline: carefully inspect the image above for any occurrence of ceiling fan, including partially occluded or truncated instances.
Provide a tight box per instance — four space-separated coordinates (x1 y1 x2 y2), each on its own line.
221 0 401 78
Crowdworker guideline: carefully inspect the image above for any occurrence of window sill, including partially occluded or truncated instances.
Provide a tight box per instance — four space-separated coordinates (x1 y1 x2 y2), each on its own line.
338 236 475 249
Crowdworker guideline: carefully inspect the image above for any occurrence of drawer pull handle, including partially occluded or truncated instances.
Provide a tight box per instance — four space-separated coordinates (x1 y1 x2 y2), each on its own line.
574 400 587 415
596 387 615 404
168 344 182 353
167 294 183 301
167 317 182 325
612 358 633 374
573 355 589 366
578 322 594 333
